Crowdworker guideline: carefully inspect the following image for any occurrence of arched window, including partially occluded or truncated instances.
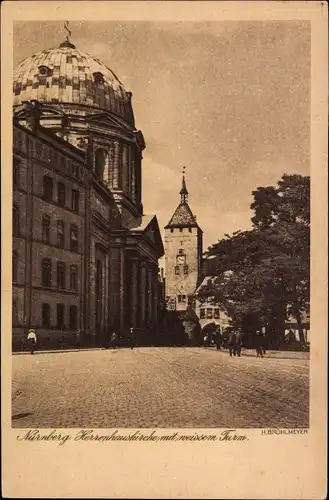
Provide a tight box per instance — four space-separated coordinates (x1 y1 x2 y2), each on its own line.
69 305 78 330
41 258 52 287
57 182 66 206
42 215 50 244
70 225 78 252
42 303 51 328
12 251 18 282
95 149 106 181
43 176 53 201
13 205 20 236
57 220 65 248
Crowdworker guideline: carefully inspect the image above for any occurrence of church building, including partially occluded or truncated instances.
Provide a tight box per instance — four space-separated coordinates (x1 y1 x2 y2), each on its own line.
164 173 203 312
12 30 164 349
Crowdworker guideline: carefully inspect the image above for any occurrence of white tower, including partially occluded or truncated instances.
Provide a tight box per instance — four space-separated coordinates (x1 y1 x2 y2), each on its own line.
164 169 203 311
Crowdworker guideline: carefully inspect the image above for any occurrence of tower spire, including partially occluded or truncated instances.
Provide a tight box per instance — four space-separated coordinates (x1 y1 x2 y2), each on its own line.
180 166 188 204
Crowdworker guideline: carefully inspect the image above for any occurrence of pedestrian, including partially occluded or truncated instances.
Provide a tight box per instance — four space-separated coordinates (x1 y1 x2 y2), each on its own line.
110 331 118 349
129 327 135 350
27 328 37 355
76 330 81 349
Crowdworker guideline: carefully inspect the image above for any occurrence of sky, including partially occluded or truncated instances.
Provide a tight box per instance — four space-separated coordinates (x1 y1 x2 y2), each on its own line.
14 20 310 256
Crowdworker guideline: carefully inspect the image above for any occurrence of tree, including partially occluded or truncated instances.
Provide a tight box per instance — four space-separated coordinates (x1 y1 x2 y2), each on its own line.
198 174 310 348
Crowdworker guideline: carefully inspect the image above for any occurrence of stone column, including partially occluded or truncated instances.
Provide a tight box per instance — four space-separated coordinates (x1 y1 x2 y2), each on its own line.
119 248 125 331
130 259 139 328
131 149 136 203
122 144 129 195
152 269 159 326
113 140 120 189
139 261 147 327
147 265 153 325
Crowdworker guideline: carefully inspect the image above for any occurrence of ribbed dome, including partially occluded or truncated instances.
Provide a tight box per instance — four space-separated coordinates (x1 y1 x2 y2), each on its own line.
13 40 134 125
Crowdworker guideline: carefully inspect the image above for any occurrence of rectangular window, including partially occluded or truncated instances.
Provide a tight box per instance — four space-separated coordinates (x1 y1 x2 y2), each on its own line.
175 266 180 275
70 225 78 252
206 308 213 319
214 308 220 319
42 303 51 328
42 215 50 244
41 258 52 287
71 189 80 213
57 220 64 248
43 176 53 202
13 159 20 188
57 261 66 289
12 251 18 282
57 182 66 206
188 228 192 233
179 228 183 232
70 265 78 291
13 206 20 237
57 304 65 329
200 308 206 319
178 295 186 303
69 305 78 330
183 265 189 274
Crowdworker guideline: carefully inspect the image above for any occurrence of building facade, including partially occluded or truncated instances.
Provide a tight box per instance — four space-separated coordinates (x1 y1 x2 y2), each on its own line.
194 277 231 333
12 33 164 349
164 175 203 312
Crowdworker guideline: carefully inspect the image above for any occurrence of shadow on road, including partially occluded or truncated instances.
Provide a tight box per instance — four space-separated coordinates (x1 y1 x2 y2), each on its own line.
12 411 33 421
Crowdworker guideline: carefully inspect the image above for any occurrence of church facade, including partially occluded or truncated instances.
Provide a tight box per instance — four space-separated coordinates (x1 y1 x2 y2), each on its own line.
12 34 164 349
164 175 203 312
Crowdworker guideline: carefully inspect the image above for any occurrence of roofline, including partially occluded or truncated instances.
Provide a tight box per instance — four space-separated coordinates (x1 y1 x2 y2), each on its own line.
164 223 203 231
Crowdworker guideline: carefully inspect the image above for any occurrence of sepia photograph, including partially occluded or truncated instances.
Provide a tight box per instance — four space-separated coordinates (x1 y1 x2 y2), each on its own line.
2 2 327 498
10 17 312 430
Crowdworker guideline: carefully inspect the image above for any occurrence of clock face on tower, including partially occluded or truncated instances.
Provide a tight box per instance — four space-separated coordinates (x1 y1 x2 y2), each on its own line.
177 255 185 265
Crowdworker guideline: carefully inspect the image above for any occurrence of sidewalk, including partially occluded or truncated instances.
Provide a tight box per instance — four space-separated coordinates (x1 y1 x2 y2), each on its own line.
13 347 105 355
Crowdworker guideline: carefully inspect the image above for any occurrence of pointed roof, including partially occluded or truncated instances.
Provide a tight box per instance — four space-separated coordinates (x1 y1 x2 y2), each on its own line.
165 202 199 228
165 171 201 230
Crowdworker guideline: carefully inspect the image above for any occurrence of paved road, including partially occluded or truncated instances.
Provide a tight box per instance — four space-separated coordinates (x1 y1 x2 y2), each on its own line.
12 348 309 428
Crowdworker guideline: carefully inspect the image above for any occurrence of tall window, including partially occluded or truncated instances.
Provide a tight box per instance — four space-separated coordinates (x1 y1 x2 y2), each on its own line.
43 175 53 201
183 265 189 275
12 251 18 282
206 308 213 319
57 261 66 289
13 205 20 236
57 182 66 206
214 308 220 319
13 159 20 188
57 304 65 329
70 225 78 252
95 149 106 181
70 265 78 291
175 266 180 275
200 308 206 319
71 189 80 213
42 215 50 244
69 305 78 330
41 258 52 287
57 220 64 248
42 303 51 328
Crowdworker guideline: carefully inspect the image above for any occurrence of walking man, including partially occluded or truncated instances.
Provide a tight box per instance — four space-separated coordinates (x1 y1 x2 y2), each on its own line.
27 328 37 355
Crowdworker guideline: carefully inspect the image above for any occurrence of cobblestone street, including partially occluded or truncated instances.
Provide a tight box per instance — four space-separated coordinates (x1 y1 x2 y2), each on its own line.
12 347 309 428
